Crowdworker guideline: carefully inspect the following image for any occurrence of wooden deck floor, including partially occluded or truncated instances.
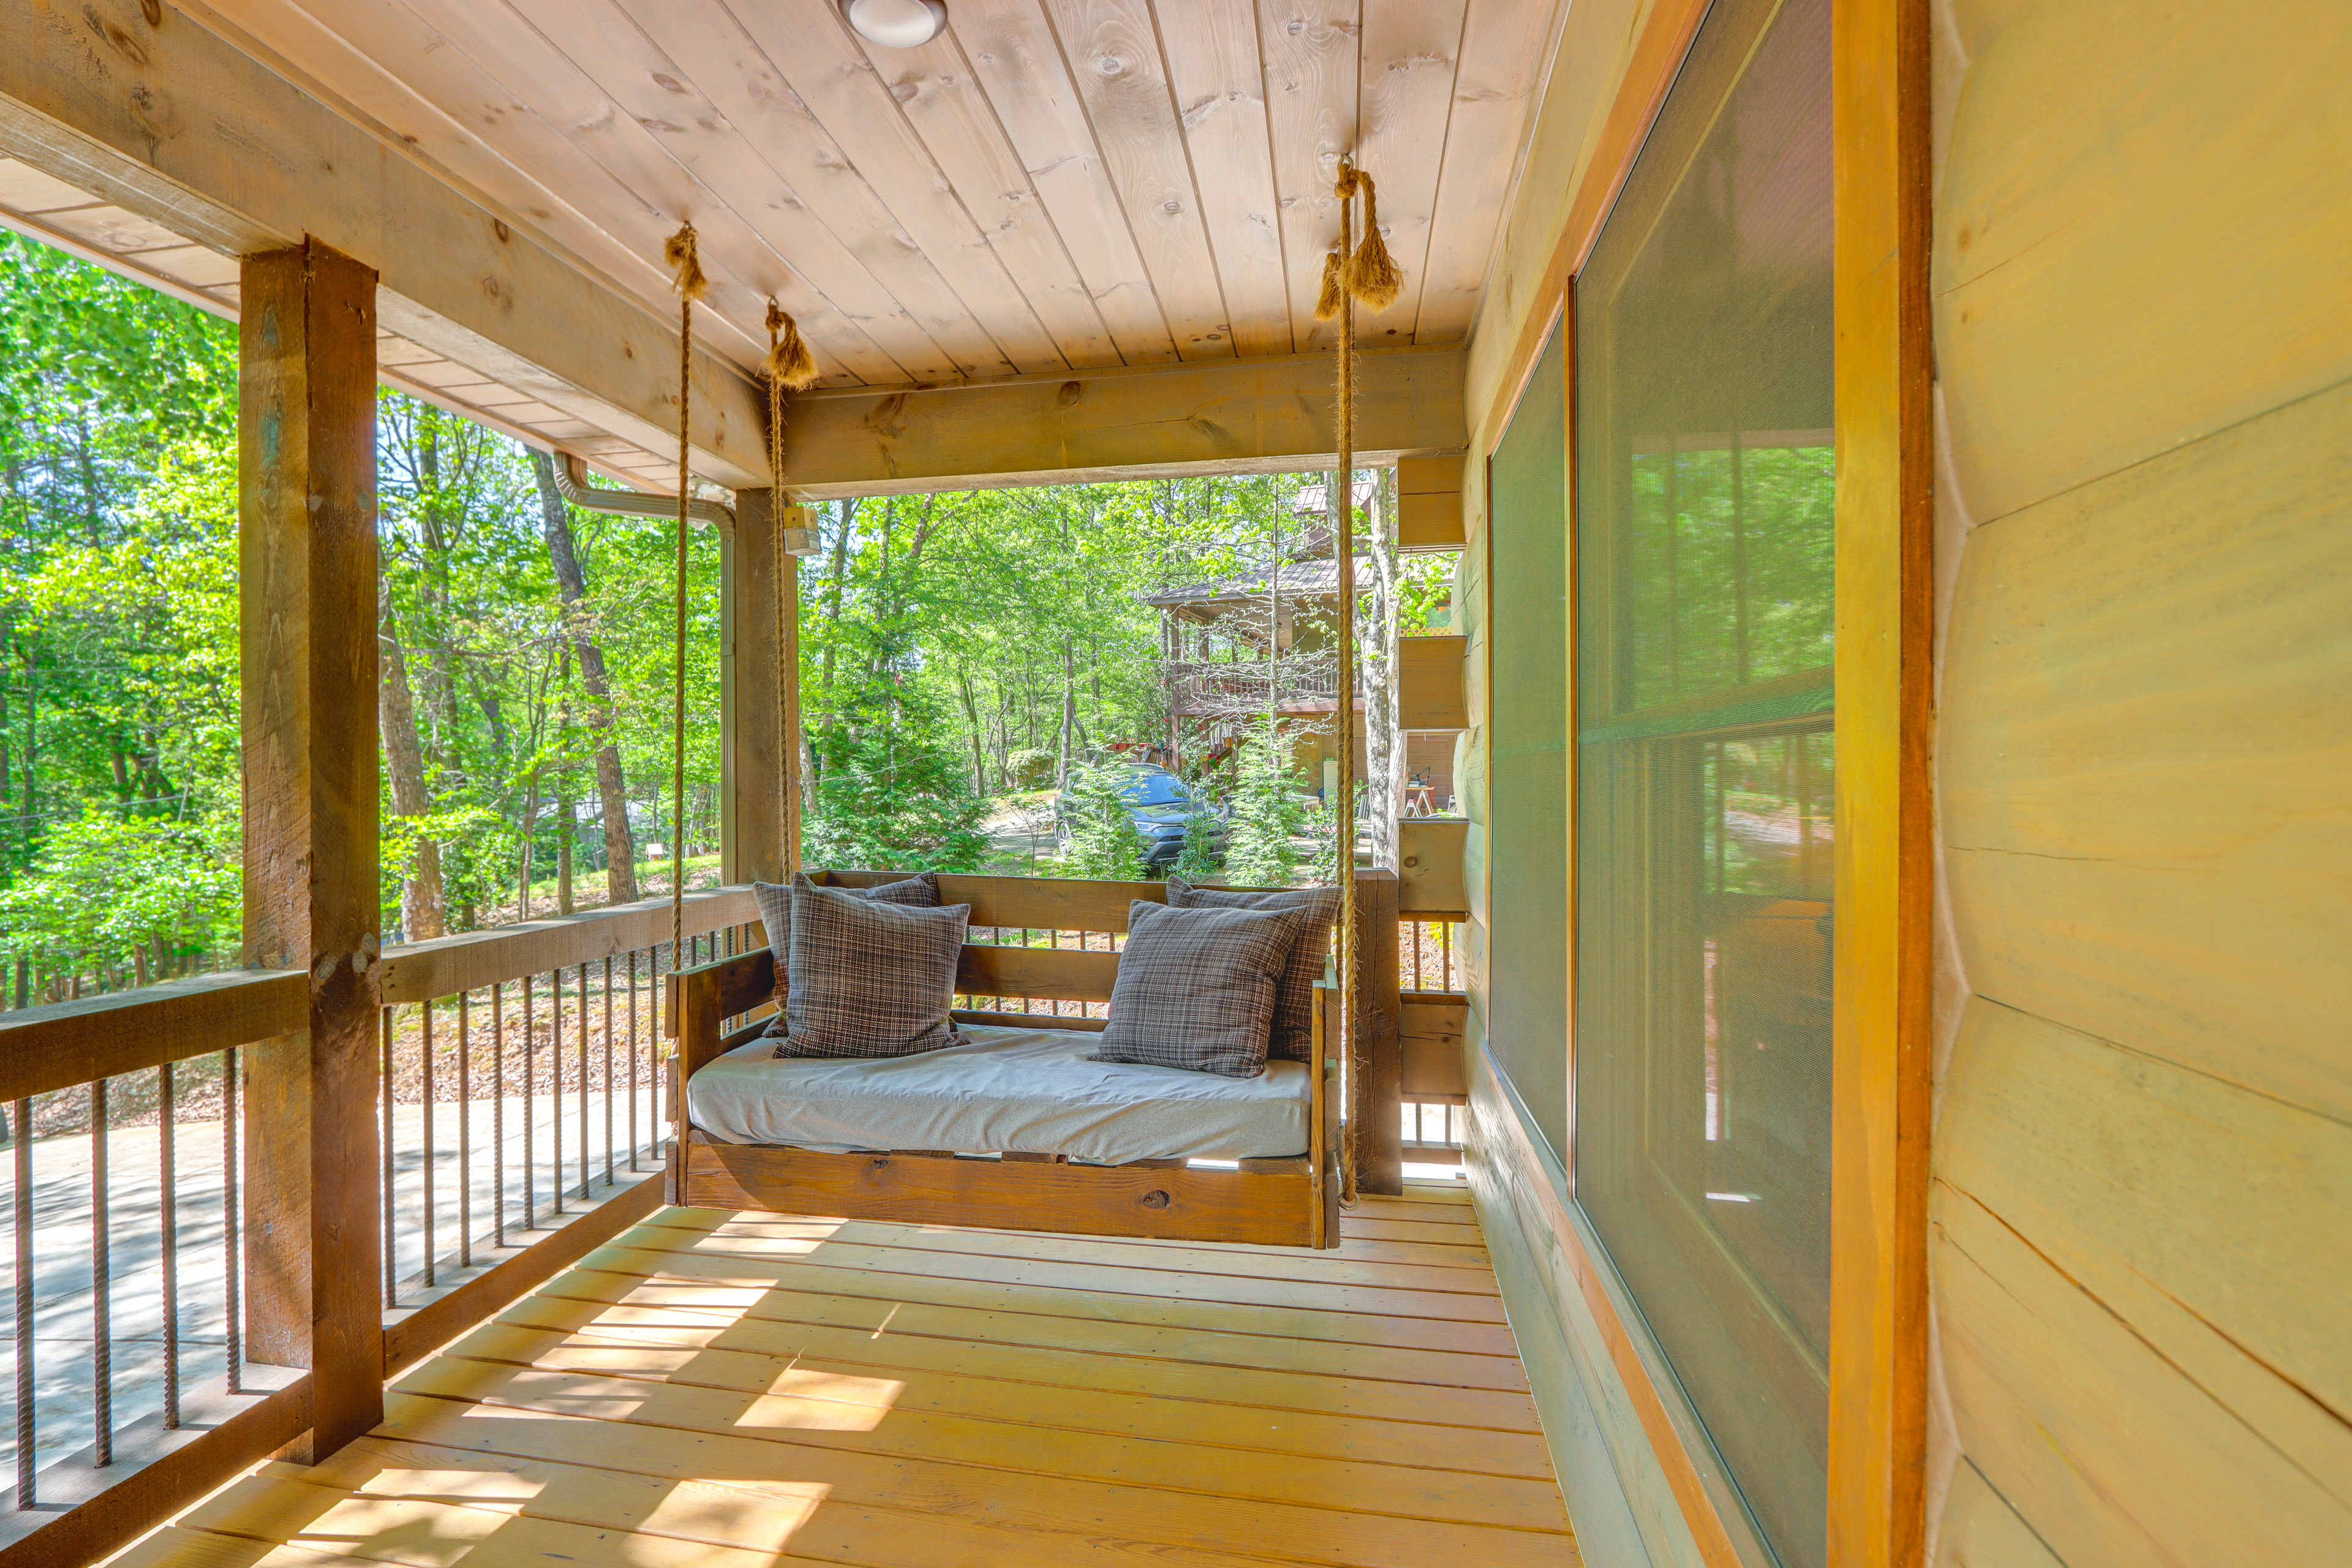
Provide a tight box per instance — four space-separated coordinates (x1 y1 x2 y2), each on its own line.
121 1180 1577 1568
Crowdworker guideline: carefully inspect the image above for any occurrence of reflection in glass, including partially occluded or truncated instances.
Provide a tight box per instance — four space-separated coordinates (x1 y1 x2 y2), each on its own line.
1570 0 1835 1562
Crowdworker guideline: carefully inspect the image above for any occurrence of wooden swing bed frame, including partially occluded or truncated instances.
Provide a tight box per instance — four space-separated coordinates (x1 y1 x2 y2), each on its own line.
666 869 1402 1250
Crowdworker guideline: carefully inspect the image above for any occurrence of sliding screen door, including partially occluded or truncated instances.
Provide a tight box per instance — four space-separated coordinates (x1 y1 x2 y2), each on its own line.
1571 0 1836 1563
1488 323 1570 1158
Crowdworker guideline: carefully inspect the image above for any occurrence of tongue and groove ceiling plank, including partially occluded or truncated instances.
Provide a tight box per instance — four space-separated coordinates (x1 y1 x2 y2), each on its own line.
186 0 1558 388
13 0 1556 492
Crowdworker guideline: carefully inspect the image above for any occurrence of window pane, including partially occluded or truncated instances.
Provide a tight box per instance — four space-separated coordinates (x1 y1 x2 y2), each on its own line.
1489 322 1570 1156
1570 0 1835 1562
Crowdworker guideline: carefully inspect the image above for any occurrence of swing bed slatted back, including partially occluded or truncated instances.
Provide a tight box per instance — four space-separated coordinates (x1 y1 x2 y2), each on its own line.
663 871 1400 1248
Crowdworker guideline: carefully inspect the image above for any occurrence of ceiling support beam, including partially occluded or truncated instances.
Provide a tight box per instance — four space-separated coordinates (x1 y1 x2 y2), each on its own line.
0 0 765 486
777 347 1470 499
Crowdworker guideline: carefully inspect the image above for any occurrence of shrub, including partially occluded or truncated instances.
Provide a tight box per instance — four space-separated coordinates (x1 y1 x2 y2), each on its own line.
1003 748 1057 791
1058 760 1147 881
805 727 989 872
1221 716 1305 888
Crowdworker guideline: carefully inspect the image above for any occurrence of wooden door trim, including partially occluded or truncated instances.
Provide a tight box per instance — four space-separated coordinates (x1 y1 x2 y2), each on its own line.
1825 0 1936 1564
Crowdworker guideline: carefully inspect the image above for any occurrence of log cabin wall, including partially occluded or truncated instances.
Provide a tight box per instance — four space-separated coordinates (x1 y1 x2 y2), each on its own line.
1923 2 2351 1563
1452 1 2350 1565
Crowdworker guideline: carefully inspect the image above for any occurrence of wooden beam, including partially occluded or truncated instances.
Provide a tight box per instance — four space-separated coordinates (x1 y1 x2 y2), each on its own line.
1826 0 1935 1561
725 491 788 885
678 1134 1318 1248
0 0 763 486
377 887 758 1006
777 347 1469 499
1397 818 1469 914
236 239 383 1460
1399 634 1470 729
0 970 305 1105
1396 455 1468 551
1354 868 1405 1196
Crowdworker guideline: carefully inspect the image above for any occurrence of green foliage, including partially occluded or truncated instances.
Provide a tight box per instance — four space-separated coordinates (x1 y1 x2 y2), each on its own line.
0 809 238 969
1167 778 1227 882
1221 717 1305 888
804 722 989 873
1058 759 1147 881
1003 748 1056 790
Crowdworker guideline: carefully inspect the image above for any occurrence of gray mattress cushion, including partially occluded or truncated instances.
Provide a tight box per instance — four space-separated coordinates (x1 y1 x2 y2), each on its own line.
766 875 970 1059
690 1024 1310 1162
1087 899 1306 1078
1166 876 1339 1063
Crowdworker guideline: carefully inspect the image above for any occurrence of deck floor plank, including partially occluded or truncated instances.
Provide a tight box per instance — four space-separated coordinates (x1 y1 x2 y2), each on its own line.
137 1182 1577 1568
516 1274 1536 1389
477 1298 1547 1428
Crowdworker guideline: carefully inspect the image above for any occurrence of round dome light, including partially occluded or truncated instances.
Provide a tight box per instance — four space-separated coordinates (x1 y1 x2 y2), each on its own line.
840 0 947 48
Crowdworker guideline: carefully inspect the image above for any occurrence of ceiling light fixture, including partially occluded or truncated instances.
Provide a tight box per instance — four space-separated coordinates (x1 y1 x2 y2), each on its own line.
839 0 947 48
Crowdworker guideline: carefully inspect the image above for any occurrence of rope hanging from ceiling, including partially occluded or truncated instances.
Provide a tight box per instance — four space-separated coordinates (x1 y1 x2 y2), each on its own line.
664 222 707 963
1316 156 1401 1208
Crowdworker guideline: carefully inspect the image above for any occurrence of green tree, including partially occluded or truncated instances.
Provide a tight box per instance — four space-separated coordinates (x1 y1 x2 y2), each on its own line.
1222 717 1304 888
1058 759 1147 881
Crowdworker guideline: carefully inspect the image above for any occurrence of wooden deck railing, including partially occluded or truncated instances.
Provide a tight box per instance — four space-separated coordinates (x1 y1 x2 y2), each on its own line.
0 886 756 1566
0 872 1464 1559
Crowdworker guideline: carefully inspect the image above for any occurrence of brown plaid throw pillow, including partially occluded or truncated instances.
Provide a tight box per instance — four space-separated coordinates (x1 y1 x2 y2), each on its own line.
753 871 938 969
1087 900 1306 1079
1166 876 1338 1063
766 877 970 1059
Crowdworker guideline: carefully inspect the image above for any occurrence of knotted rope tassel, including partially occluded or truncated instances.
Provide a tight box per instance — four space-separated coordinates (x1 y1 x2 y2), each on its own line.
665 222 707 965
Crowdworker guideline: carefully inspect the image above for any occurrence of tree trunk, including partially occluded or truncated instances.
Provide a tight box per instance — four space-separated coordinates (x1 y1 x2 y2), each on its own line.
530 452 638 904
956 666 987 795
1363 469 1406 870
1055 636 1077 796
516 773 538 922
377 580 446 940
556 776 576 915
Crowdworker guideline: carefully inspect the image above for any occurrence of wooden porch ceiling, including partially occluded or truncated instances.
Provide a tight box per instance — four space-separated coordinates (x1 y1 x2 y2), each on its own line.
0 0 1544 493
189 0 1563 385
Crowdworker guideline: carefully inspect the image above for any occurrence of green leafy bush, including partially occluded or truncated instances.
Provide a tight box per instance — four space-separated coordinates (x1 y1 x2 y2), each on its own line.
1058 760 1147 881
805 727 989 873
1003 748 1057 790
1221 717 1306 888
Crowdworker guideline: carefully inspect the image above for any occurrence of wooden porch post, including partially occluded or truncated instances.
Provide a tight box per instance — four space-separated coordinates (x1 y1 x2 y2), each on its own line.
1354 867 1404 1194
725 490 794 884
238 238 385 1461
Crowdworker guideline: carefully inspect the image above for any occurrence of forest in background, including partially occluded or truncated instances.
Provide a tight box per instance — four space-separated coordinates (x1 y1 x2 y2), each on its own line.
0 235 1449 1000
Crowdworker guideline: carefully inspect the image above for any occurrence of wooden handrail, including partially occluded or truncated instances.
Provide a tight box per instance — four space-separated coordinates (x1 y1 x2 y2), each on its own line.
378 885 759 1003
0 968 306 1105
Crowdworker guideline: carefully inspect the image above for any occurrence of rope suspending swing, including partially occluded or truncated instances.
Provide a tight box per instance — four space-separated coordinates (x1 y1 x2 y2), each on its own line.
1317 156 1402 1208
663 224 706 968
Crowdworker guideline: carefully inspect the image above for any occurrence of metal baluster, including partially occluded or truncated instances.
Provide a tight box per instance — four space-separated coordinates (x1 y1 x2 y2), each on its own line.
91 1079 112 1467
421 999 436 1288
626 951 639 1173
602 957 616 1186
521 976 535 1231
491 983 507 1249
159 1061 180 1428
223 1048 241 1393
457 990 472 1270
380 1008 397 1305
549 969 564 1218
577 962 590 1199
14 1093 36 1506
